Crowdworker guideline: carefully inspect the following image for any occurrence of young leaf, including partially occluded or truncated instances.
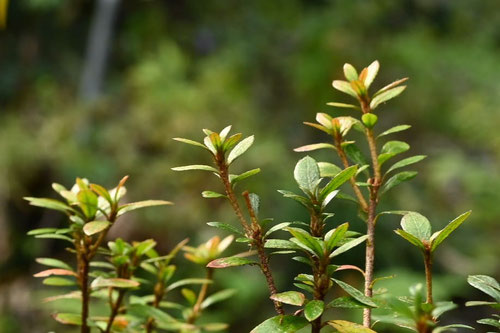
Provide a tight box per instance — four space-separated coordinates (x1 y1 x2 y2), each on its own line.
380 171 417 195
43 277 76 286
53 313 82 325
27 228 58 236
264 222 292 238
227 135 254 164
324 223 349 252
378 141 410 166
173 137 209 150
386 155 426 174
91 277 140 289
370 86 406 109
34 269 77 277
83 221 111 236
326 102 359 110
320 165 357 200
343 143 368 166
328 296 367 309
430 211 471 252
332 80 358 98
332 279 377 307
181 288 197 305
201 289 237 309
165 278 212 292
363 60 379 89
206 256 258 268
118 200 173 215
294 143 336 152
343 63 358 81
202 191 227 199
35 233 73 242
377 124 411 139
287 228 323 257
304 300 324 322
171 165 218 172
401 212 431 241
330 235 367 258
36 258 72 270
318 162 342 178
43 291 81 303
327 320 376 333
373 77 409 96
270 291 305 306
77 190 98 218
24 197 74 214
250 315 309 333
89 183 113 205
264 239 301 250
293 156 320 194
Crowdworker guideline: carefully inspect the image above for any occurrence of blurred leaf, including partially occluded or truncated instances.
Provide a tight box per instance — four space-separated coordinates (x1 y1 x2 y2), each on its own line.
24 197 74 214
202 191 227 199
294 143 336 152
270 291 305 306
77 190 98 218
326 102 360 110
250 315 309 333
43 291 81 303
433 324 475 332
476 318 500 329
207 256 258 268
36 258 72 270
35 233 73 242
430 211 471 252
118 200 173 216
202 323 230 331
227 135 254 164
166 278 213 292
207 222 244 236
343 63 358 81
181 288 196 305
201 289 237 309
363 60 380 89
52 313 82 326
43 277 76 286
373 78 409 96
328 296 367 309
171 165 218 172
327 320 376 332
173 137 208 150
332 80 358 98
304 300 324 321
34 269 76 277
27 228 58 236
432 301 457 318
91 277 139 289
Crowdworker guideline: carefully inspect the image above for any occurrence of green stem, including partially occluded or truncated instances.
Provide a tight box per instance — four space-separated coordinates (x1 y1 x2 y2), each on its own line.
187 268 213 324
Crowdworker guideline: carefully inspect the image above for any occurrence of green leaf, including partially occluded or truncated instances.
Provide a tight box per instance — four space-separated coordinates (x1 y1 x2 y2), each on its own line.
91 277 139 289
401 212 431 240
181 288 197 305
378 141 410 166
83 221 110 236
362 113 378 128
227 135 254 164
264 222 292 238
201 289 237 309
77 190 98 218
248 193 260 216
320 165 357 200
171 165 218 172
294 156 320 194
332 80 358 98
36 258 72 270
433 324 476 332
43 277 76 286
43 291 81 303
328 296 367 309
370 85 406 109
332 279 377 307
270 291 305 306
304 300 324 321
251 315 309 333
343 143 368 166
430 211 471 252
327 320 376 332
465 300 500 307
467 275 500 302
207 256 258 268
24 197 74 213
135 239 157 256
432 301 457 318
325 223 349 253
89 184 113 205
377 125 411 139
343 63 358 81
231 168 261 185
118 200 173 215
394 229 425 251
202 191 227 199
294 143 336 152
387 155 426 174
166 278 212 292
477 318 500 329
330 235 367 258
207 222 244 236
380 171 417 195
202 323 229 331
52 313 82 326
318 162 342 178
27 228 58 236
35 233 73 242
287 228 323 257
173 137 209 150
363 60 379 89
278 190 311 208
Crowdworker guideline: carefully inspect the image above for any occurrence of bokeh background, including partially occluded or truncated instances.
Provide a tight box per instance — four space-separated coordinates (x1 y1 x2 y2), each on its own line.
0 0 499 332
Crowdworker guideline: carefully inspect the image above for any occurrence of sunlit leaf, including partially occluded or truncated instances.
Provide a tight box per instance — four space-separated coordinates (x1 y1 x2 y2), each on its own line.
24 197 75 214
363 60 380 89
91 277 140 289
332 80 358 98
53 313 82 326
227 135 254 164
401 212 431 240
270 291 305 306
207 222 244 236
370 86 406 109
207 256 258 269
83 221 110 236
386 155 426 174
377 125 411 139
231 168 261 185
430 211 471 252
327 320 376 332
171 165 218 172
118 200 173 216
294 143 336 152
467 275 500 302
36 258 72 270
304 300 324 321
250 315 309 333
293 156 320 194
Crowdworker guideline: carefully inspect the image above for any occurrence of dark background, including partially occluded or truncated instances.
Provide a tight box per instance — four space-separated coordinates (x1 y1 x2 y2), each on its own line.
0 0 498 332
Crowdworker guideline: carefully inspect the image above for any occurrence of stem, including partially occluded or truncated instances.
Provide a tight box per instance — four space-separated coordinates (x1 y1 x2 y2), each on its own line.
145 279 165 333
311 256 329 333
242 191 284 315
104 289 125 333
424 250 433 304
335 142 369 212
77 240 91 333
187 269 214 324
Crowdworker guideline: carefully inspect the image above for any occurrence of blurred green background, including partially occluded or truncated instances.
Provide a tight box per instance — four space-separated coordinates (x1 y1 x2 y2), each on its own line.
0 0 499 332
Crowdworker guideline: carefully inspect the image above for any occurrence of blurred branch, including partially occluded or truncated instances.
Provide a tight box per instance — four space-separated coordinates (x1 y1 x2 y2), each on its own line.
79 0 121 102
0 0 8 29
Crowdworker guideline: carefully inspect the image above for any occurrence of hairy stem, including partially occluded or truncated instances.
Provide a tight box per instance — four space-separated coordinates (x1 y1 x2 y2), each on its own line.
187 269 213 324
335 142 369 212
311 256 329 333
242 191 284 315
424 250 433 304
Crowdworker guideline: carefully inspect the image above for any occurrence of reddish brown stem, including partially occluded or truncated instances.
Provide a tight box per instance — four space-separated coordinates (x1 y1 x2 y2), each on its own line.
424 250 433 304
104 289 125 333
77 242 90 333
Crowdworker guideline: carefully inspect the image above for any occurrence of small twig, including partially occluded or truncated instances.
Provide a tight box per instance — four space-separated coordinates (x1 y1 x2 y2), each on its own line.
187 268 213 324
